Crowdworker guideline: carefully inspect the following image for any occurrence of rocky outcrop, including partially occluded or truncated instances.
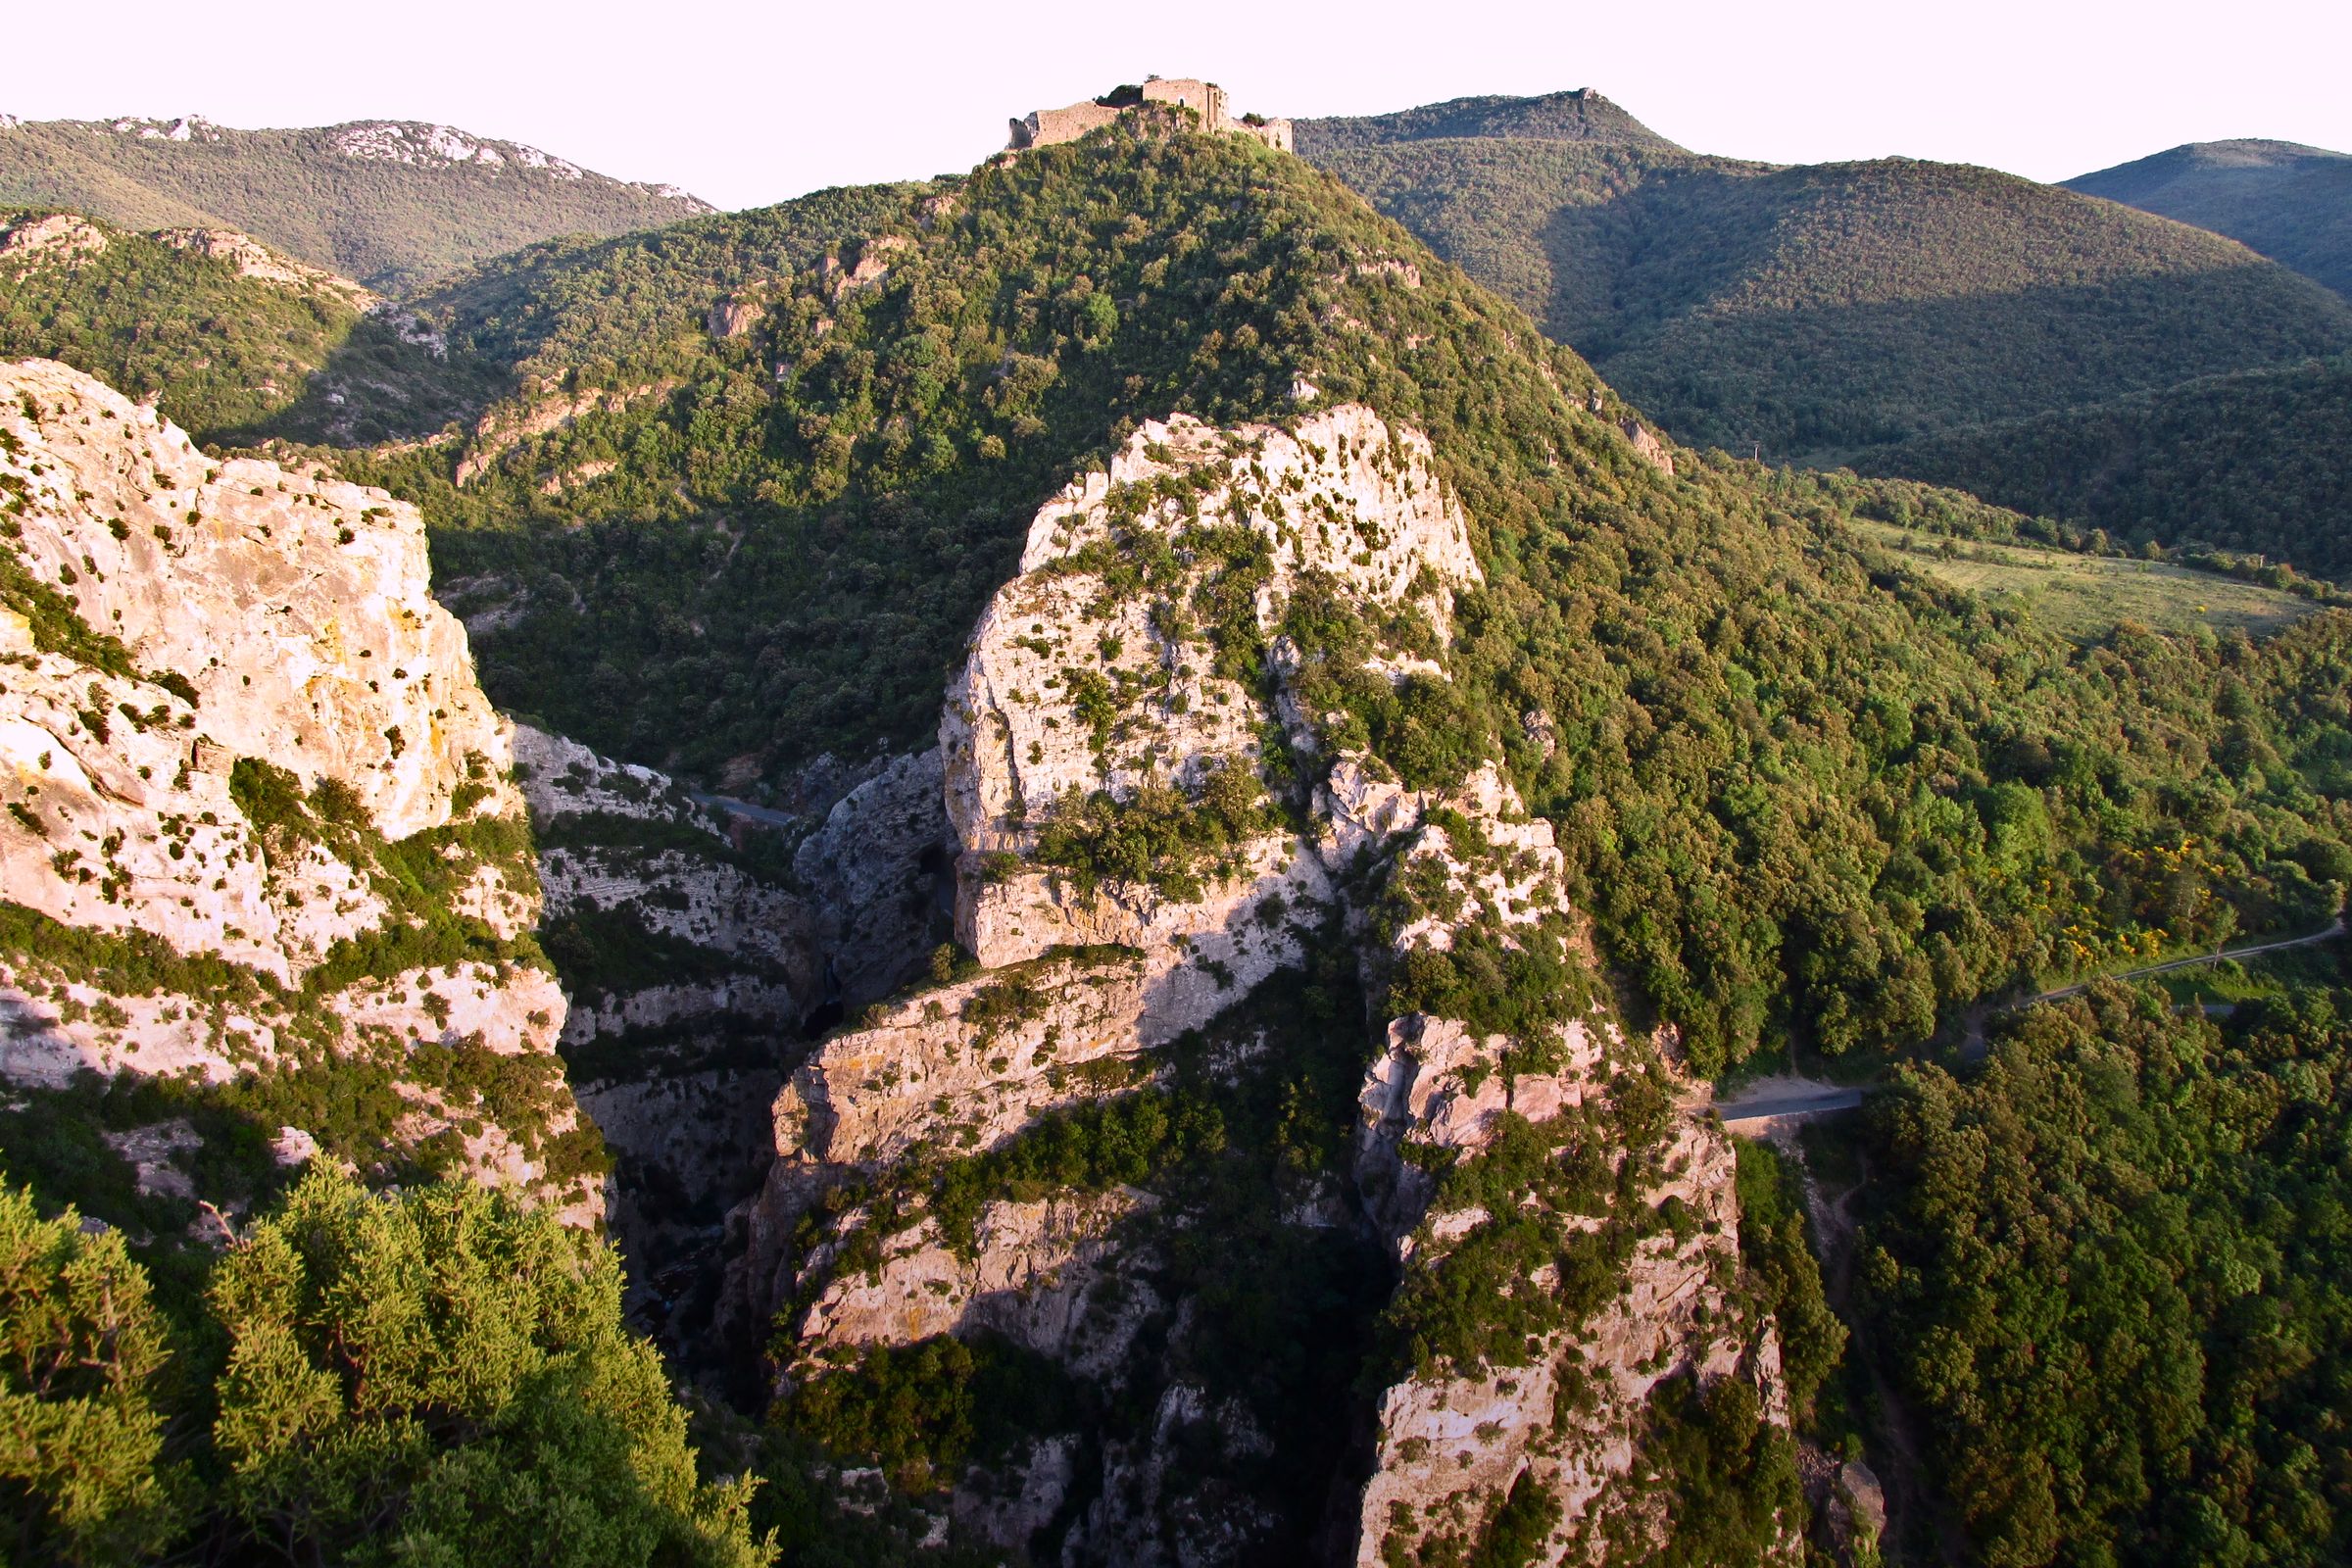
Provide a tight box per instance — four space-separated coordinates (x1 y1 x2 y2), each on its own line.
0 357 593 1211
456 378 684 484
740 406 1478 1321
0 213 108 266
708 293 768 339
1619 416 1675 476
154 226 376 305
800 1188 1150 1368
515 720 955 1352
724 402 1790 1563
792 745 951 1005
518 721 823 1040
1340 756 1788 1564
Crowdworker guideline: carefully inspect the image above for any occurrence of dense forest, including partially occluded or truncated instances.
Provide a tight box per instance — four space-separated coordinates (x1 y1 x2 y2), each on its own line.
1859 976 2352 1566
1856 354 2352 580
0 1165 853 1566
1306 133 2352 463
0 210 365 436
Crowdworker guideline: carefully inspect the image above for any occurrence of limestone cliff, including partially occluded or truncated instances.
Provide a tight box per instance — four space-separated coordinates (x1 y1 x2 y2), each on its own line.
0 357 596 1217
730 406 1796 1562
516 721 949 1352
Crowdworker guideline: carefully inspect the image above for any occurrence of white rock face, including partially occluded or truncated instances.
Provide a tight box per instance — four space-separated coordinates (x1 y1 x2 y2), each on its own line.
0 214 110 266
0 358 588 1209
5 360 511 842
514 724 704 827
948 405 1477 896
800 1189 1150 1371
729 404 1788 1563
762 950 1155 1207
515 721 823 1038
514 722 962 1353
1342 759 1788 1564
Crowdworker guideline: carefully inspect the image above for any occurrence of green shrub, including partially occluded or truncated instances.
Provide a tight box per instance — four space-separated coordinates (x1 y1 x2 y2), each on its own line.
1034 758 1276 901
206 1168 769 1567
0 1183 181 1564
780 1334 1078 1494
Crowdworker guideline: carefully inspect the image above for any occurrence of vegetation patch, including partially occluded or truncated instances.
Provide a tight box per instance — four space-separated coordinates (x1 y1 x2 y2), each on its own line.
1857 979 2352 1565
1034 757 1278 900
1849 518 2315 639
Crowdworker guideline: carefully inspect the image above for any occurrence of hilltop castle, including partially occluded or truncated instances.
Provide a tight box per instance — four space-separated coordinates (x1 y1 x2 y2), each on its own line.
1008 77 1294 154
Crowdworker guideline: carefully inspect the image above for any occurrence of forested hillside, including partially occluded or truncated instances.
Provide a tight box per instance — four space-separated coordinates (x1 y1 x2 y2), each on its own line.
2070 138 2352 299
1305 123 2352 463
1859 976 2352 1566
1857 354 2352 579
0 117 711 292
227 121 2352 1085
0 207 484 441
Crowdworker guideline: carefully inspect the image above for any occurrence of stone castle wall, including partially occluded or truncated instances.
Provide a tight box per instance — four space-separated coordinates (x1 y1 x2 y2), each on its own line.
1008 77 1293 155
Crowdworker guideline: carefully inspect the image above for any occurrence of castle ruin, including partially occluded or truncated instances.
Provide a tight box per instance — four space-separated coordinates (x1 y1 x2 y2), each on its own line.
1008 77 1294 154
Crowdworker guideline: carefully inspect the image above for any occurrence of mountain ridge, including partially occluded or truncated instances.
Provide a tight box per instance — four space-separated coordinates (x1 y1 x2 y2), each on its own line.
1305 119 2352 462
0 114 712 292
1294 86 1682 156
2067 135 2352 298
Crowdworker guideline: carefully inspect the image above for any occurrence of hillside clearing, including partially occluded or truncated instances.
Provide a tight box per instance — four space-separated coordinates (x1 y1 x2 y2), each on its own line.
1853 519 2314 637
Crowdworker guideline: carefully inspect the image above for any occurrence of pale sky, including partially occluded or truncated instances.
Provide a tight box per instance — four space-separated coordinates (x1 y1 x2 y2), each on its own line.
8 0 2348 211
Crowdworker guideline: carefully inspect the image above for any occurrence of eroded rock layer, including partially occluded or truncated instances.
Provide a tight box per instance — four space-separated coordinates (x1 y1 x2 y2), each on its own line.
516 720 952 1354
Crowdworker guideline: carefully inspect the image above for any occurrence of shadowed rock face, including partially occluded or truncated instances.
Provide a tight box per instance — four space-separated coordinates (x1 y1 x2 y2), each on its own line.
0 356 594 1213
725 405 1795 1563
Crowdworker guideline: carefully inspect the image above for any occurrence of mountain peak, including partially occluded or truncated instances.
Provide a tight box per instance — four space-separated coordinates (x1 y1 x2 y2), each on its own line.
2067 136 2352 297
1293 86 1680 157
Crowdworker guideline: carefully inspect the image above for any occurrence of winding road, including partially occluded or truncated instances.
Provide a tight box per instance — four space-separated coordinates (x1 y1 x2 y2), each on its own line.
689 791 801 830
1710 917 2343 1124
1961 915 2343 1059
2012 916 2342 1007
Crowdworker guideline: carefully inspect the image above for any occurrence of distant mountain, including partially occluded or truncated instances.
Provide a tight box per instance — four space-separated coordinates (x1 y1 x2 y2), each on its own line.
1293 87 1678 156
1303 103 2352 464
2068 139 2352 298
0 116 712 292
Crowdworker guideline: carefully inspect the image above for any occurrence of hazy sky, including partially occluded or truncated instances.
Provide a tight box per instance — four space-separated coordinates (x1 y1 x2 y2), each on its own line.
9 0 2347 211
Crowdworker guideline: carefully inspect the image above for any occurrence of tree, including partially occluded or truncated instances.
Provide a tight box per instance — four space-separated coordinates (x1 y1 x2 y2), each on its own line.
0 1184 180 1566
205 1168 772 1568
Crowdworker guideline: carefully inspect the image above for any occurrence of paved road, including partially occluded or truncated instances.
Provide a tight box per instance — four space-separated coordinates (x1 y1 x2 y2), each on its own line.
1711 1079 1866 1127
2017 917 2342 1007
